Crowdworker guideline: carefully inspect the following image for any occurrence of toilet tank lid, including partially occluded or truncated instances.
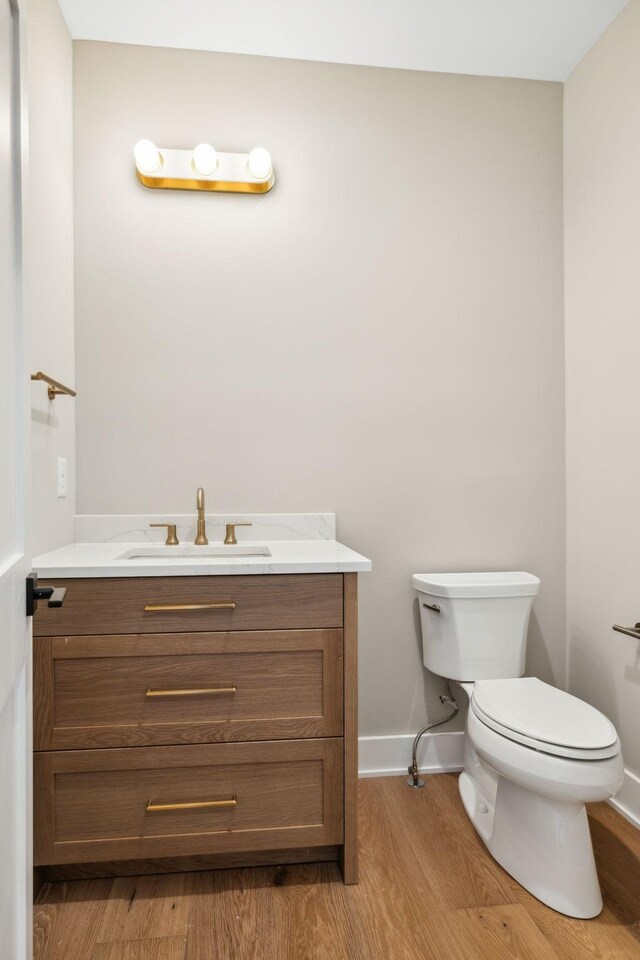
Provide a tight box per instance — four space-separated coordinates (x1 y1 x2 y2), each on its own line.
412 571 541 598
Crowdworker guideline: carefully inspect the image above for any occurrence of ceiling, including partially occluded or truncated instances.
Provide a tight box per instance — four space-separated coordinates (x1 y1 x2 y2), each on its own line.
57 0 629 83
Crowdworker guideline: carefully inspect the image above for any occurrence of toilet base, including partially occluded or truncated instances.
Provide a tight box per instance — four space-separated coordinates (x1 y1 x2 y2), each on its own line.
460 755 603 918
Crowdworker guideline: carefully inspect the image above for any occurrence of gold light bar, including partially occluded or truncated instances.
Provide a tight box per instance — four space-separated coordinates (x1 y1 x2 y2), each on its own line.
134 142 275 194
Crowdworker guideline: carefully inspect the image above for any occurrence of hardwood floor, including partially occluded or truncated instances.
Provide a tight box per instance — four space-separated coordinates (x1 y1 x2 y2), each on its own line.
34 775 640 960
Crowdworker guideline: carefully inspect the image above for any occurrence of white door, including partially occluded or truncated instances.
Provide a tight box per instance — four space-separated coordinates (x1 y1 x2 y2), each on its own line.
0 1 31 958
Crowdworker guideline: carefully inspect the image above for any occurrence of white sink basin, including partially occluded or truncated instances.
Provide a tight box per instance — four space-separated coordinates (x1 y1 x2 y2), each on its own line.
117 545 272 561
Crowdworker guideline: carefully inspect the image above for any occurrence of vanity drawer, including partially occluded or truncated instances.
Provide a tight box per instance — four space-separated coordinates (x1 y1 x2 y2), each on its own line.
33 574 344 636
34 738 343 865
34 630 343 749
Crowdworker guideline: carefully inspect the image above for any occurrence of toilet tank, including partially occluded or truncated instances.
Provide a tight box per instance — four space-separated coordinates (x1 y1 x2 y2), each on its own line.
413 572 541 682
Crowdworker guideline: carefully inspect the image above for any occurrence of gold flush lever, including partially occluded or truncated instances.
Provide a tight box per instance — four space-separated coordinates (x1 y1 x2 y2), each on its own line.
224 522 252 545
422 602 441 614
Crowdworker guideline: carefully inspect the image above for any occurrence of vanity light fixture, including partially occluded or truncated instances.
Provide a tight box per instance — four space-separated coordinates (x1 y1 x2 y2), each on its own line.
134 139 275 194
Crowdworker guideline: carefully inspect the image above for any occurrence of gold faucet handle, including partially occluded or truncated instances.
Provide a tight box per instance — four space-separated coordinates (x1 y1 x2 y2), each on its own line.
224 522 252 546
150 523 179 545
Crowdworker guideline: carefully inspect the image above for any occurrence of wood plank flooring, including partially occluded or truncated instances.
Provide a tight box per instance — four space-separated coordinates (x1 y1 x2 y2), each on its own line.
34 775 640 960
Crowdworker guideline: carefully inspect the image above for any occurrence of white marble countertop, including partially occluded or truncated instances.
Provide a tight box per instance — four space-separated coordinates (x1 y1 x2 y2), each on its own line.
32 514 371 578
32 539 371 578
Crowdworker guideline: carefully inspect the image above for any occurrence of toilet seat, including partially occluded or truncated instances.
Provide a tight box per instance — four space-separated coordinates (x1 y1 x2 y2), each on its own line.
471 678 619 760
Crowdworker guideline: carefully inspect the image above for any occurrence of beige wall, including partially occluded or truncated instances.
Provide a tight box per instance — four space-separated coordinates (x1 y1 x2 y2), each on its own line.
564 0 640 794
73 42 565 736
27 0 75 556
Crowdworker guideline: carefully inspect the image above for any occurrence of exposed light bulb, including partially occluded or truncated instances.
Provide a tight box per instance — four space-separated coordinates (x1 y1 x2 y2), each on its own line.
134 140 162 174
247 147 272 181
192 143 218 176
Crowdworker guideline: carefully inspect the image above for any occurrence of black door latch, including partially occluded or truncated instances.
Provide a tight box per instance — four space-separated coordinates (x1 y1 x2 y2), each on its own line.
26 571 66 617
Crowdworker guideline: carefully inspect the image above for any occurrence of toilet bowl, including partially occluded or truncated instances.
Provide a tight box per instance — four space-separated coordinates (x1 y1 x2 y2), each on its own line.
413 571 624 918
459 677 623 918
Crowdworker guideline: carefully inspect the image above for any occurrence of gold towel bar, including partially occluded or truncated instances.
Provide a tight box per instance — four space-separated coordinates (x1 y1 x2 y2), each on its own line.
31 371 77 401
145 686 237 697
146 797 237 812
144 601 236 612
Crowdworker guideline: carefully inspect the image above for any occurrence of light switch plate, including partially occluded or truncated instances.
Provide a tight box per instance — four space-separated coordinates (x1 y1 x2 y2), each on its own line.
57 457 67 498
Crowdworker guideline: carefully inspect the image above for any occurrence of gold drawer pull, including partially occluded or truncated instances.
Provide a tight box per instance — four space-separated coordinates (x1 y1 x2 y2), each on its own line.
146 797 237 813
145 686 237 697
143 601 236 612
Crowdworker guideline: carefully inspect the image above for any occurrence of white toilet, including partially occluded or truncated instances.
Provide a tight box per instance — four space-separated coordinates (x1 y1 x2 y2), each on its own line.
413 571 624 919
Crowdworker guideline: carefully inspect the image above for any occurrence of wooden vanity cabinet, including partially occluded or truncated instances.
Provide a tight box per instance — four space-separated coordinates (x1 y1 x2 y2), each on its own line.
33 573 359 883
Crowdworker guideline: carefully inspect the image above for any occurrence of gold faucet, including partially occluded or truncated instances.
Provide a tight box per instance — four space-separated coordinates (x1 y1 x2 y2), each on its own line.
194 487 208 545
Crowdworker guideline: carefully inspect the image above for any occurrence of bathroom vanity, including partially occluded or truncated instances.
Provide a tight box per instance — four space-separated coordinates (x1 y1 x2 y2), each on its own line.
32 514 370 884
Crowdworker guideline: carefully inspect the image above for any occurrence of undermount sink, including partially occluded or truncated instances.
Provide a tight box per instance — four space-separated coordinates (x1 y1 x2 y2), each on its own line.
117 545 272 561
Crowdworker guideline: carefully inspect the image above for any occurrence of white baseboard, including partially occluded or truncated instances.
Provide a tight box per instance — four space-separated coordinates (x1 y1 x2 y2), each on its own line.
358 735 640 832
358 730 464 779
609 767 640 830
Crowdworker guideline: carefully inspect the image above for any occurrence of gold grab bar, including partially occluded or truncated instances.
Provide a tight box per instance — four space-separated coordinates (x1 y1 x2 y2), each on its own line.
613 623 640 639
31 371 77 401
144 601 236 612
146 797 237 813
145 686 237 697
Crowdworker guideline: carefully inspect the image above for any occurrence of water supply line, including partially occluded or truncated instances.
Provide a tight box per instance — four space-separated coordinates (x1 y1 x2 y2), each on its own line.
407 679 458 788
